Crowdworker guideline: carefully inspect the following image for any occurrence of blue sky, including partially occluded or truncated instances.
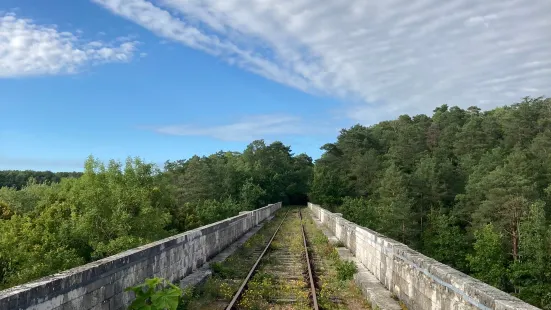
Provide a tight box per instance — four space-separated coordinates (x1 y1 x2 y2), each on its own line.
1 0 550 171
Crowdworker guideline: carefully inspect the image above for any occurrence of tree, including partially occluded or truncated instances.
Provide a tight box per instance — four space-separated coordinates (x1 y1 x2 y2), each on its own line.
509 201 551 307
467 224 508 289
340 197 379 229
309 96 551 307
422 209 468 270
376 163 417 244
472 149 537 261
0 201 13 220
309 164 349 208
0 170 82 189
240 178 266 210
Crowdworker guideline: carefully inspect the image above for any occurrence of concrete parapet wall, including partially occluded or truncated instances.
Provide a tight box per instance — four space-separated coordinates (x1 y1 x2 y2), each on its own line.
0 202 282 310
307 202 539 310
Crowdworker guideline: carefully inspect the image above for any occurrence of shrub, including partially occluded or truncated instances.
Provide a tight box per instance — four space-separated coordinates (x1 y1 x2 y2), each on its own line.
336 260 357 281
126 277 182 310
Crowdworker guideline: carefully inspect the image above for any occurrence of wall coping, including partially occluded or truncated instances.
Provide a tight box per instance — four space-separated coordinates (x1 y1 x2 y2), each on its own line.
308 202 540 310
0 203 278 302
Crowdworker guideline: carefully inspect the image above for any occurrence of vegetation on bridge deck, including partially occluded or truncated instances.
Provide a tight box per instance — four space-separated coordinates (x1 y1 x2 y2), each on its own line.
1 97 551 308
180 207 368 310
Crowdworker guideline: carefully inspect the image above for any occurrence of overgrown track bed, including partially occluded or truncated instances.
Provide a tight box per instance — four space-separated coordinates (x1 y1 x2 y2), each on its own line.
302 209 371 310
182 210 289 310
230 208 316 310
183 207 370 310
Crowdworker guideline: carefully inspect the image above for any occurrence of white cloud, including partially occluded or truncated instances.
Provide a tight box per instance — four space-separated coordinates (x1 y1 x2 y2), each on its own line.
153 115 326 141
0 13 139 77
93 0 551 122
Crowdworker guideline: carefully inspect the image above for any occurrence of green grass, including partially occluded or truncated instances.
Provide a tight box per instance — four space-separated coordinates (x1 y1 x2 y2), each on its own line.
302 207 370 310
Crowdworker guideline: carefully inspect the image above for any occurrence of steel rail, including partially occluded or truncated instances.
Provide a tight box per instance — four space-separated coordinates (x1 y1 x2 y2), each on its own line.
225 210 290 310
300 209 319 310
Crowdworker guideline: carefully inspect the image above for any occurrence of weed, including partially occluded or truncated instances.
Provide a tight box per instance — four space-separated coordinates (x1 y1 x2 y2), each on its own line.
301 208 371 309
336 260 358 281
210 262 236 278
176 286 194 310
329 248 341 261
126 277 182 310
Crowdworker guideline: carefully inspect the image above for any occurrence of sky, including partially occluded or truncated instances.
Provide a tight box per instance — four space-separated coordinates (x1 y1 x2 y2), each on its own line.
0 0 550 172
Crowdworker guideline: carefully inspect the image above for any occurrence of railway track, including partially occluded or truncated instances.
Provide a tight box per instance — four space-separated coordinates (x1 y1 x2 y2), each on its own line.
225 208 319 310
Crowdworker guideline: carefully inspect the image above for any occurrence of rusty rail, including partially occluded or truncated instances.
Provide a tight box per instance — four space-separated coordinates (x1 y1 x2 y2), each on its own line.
225 208 319 310
300 209 319 310
225 210 290 310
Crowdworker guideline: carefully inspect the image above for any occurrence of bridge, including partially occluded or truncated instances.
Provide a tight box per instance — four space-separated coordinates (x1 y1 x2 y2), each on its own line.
0 203 539 310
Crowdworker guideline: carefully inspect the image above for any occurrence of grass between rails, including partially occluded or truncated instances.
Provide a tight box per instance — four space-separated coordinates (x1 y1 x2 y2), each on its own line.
238 209 310 309
179 209 288 310
302 208 371 310
179 207 371 310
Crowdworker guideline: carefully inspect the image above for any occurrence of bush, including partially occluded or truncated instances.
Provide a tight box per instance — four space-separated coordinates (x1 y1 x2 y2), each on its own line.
126 277 182 310
336 260 357 281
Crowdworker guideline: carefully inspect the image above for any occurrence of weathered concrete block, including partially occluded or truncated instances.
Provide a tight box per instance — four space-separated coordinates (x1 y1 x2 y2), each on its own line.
307 202 540 310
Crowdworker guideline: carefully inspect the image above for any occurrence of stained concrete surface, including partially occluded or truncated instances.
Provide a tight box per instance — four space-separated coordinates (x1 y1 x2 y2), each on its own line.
311 214 402 310
308 203 539 310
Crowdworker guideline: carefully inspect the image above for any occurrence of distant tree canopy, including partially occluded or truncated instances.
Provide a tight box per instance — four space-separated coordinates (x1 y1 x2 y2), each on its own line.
309 97 551 308
0 140 312 290
0 170 82 189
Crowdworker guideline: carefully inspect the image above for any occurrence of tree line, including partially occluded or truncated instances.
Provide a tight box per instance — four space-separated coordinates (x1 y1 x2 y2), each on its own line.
309 96 551 308
1 96 550 308
0 140 312 290
0 170 82 189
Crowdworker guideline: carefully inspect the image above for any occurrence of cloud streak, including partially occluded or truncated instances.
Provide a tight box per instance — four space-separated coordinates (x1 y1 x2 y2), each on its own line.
153 115 327 141
93 0 551 121
0 13 139 77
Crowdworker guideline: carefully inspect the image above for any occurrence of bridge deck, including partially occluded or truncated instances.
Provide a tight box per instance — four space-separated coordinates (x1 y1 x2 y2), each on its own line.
183 207 375 310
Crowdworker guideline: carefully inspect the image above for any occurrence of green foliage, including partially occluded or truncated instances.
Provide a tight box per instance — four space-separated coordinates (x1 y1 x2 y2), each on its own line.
210 261 237 278
340 197 378 229
376 163 417 245
310 97 551 307
2 97 551 308
0 157 173 288
0 140 313 290
240 178 266 210
126 277 182 310
0 170 82 190
422 209 468 271
336 260 357 281
466 224 508 289
509 202 551 308
0 201 13 220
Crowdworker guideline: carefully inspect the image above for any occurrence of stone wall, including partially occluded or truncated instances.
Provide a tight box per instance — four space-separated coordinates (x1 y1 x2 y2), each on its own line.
0 202 282 310
308 203 539 310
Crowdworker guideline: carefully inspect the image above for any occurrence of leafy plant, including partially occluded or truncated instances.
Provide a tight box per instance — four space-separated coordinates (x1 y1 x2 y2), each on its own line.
336 260 357 281
211 261 239 279
126 277 182 310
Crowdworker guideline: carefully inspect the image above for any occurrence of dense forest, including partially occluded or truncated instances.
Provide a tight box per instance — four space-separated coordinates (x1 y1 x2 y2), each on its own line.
310 96 551 308
0 170 82 189
1 97 550 308
0 140 312 289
